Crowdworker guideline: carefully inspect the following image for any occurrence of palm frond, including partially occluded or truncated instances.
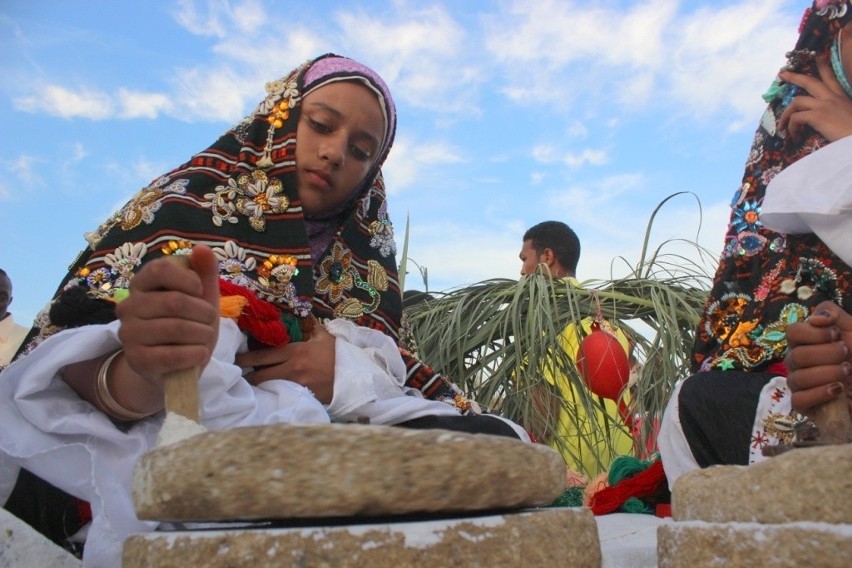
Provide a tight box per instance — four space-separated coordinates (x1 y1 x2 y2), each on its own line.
404 196 715 476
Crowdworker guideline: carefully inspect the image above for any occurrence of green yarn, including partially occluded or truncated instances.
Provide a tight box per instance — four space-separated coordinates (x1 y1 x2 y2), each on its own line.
622 497 654 514
607 454 656 485
281 313 302 342
549 486 584 508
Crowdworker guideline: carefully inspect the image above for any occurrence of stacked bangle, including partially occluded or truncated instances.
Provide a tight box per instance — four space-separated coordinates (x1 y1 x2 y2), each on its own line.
93 351 152 421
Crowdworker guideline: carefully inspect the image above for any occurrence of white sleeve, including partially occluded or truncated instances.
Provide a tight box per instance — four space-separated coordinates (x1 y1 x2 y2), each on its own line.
0 318 329 568
323 319 477 426
762 134 852 265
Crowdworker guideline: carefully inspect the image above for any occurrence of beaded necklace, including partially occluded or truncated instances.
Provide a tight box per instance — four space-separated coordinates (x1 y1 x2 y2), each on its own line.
830 27 852 98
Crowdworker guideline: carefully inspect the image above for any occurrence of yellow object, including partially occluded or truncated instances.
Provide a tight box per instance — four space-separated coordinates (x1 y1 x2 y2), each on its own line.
544 278 634 476
219 295 248 319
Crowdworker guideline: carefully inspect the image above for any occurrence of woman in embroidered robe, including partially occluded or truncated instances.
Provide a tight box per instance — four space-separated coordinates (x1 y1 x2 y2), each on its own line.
0 54 527 567
658 1 852 488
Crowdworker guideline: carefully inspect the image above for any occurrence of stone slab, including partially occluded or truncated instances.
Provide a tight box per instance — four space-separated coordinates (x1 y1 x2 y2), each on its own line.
0 508 82 567
657 520 852 568
672 444 851 524
123 507 600 568
134 423 566 522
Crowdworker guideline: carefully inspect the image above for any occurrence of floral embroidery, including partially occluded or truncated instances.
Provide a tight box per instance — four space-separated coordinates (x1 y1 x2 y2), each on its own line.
316 242 355 303
213 241 258 287
104 242 147 290
253 254 310 316
750 431 769 449
204 169 289 232
316 242 389 319
68 241 149 302
755 261 784 301
368 201 396 257
256 76 300 117
710 303 806 370
731 200 762 233
704 293 751 344
735 232 767 257
84 177 188 249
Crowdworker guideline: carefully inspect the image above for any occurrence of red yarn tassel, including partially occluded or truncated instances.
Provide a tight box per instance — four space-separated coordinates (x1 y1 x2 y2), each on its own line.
218 279 289 346
588 459 666 515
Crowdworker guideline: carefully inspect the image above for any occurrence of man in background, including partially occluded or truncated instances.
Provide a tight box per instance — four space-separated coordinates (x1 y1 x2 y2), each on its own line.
0 269 29 368
519 221 634 475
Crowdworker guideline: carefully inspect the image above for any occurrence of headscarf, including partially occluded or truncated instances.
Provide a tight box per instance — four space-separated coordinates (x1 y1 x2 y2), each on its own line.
692 1 852 372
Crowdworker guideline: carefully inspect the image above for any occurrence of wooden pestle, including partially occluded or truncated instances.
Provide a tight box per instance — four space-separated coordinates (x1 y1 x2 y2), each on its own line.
811 383 852 444
161 255 202 426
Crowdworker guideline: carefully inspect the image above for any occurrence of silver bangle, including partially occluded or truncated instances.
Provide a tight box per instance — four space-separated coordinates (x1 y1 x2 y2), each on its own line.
93 351 152 421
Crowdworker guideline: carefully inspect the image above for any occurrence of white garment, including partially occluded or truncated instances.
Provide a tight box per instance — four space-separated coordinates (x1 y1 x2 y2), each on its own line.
657 374 792 490
0 314 29 367
761 134 852 265
0 317 524 567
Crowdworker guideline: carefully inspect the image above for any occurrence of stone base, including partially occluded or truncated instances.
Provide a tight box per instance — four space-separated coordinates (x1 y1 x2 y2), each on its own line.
672 444 851 524
123 507 599 568
658 520 852 568
0 508 82 567
134 423 566 522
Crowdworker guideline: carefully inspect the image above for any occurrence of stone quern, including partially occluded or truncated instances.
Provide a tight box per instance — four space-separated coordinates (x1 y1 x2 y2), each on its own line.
133 423 566 522
123 507 599 568
671 444 851 524
658 520 852 568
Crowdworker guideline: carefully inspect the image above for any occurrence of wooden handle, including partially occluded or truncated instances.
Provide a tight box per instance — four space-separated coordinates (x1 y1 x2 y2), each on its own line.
164 366 201 422
162 254 201 423
812 386 852 444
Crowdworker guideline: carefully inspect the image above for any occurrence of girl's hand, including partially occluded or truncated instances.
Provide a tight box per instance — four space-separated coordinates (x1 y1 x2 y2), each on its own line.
778 55 852 143
784 301 852 413
116 245 221 388
237 323 337 403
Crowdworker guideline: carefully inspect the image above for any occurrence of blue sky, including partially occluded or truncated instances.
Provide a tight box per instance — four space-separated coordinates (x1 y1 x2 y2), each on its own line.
1 0 806 325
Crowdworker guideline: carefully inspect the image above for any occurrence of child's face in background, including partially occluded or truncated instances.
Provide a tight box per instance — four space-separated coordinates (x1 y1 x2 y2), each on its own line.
295 81 385 216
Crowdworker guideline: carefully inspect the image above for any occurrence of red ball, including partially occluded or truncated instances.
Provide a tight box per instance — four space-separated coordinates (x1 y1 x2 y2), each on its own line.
575 326 630 400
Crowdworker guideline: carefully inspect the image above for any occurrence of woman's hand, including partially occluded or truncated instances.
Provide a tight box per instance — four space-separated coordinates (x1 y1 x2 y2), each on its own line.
784 301 852 414
778 55 852 143
237 323 337 403
115 245 221 388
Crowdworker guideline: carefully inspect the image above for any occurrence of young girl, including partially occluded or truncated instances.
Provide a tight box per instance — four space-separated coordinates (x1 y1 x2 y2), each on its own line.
0 54 526 567
658 1 852 487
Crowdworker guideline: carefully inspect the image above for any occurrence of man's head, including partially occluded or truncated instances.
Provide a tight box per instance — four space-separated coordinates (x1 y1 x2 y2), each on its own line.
0 269 12 321
519 221 580 278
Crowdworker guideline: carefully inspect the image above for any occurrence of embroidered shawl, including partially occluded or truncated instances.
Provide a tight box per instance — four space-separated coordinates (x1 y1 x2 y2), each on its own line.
692 2 852 372
23 53 466 405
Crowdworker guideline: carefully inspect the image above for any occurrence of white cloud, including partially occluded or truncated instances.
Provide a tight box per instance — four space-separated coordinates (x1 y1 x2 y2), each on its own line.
15 84 114 119
332 5 482 115
383 137 465 193
172 0 266 38
117 89 173 119
10 155 43 186
532 145 560 164
564 149 608 168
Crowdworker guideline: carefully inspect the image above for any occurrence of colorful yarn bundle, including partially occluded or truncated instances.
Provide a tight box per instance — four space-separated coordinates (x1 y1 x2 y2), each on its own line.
587 455 669 515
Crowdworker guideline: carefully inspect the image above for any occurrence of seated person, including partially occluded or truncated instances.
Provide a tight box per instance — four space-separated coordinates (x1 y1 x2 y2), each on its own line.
658 4 852 488
520 221 633 476
0 54 527 566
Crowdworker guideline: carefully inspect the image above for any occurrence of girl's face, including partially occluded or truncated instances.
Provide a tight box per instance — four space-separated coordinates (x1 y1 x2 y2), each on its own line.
295 81 385 217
